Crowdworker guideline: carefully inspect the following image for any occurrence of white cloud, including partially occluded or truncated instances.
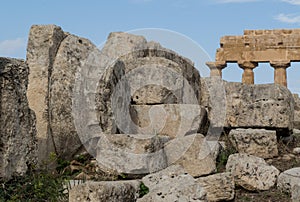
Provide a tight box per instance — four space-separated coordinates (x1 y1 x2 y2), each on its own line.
215 0 260 3
0 38 26 58
282 0 300 5
275 13 300 24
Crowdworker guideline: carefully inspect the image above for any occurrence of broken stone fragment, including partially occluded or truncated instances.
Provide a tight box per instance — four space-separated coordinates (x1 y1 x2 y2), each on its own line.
226 153 280 191
69 180 141 202
277 167 300 193
228 128 278 159
164 134 216 177
96 134 170 175
138 165 207 202
197 172 235 202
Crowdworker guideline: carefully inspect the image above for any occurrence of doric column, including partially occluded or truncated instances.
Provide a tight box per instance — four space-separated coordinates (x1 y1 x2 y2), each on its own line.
270 60 291 87
238 61 258 84
206 61 227 78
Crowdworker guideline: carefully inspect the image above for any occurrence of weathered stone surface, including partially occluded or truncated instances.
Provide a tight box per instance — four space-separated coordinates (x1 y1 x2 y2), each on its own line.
201 80 294 130
225 82 293 130
129 104 208 138
138 165 207 202
69 180 141 202
96 134 169 174
229 129 278 159
26 24 65 164
292 184 300 202
293 94 300 130
94 32 202 138
50 34 97 159
95 60 126 135
197 172 235 202
164 134 216 177
0 58 37 179
132 84 178 105
277 167 300 193
226 154 280 191
216 29 300 63
123 55 201 105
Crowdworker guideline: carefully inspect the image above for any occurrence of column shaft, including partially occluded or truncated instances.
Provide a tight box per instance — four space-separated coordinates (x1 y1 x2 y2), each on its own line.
270 61 290 87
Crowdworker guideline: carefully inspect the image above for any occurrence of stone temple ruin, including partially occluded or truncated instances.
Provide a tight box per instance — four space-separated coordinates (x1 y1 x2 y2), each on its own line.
1 25 300 201
207 29 300 86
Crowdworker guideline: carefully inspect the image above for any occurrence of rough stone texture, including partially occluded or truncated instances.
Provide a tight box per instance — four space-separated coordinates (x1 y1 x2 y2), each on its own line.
164 134 216 177
123 55 201 105
132 84 178 105
129 104 208 138
225 82 294 130
95 32 202 135
277 167 300 193
50 34 98 159
0 58 37 179
292 184 300 202
95 60 126 135
226 153 280 191
197 172 235 202
138 165 207 202
26 24 66 164
228 129 278 159
293 94 300 130
69 180 141 202
96 134 170 174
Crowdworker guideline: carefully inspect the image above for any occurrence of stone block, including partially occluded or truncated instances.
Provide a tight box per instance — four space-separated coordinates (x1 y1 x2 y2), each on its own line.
164 134 216 177
69 180 141 202
197 172 235 201
228 129 278 159
226 153 280 191
129 104 208 138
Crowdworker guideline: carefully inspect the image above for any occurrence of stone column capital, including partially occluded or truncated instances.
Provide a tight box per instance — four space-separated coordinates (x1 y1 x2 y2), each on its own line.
270 60 291 68
238 61 258 69
206 61 227 70
206 61 227 77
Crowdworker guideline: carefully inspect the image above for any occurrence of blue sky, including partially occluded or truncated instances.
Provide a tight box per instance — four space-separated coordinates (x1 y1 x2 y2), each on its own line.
1 0 300 93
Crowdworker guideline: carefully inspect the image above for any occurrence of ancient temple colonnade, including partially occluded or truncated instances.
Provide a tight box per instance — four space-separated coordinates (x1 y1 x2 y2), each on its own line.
207 29 300 87
206 60 290 87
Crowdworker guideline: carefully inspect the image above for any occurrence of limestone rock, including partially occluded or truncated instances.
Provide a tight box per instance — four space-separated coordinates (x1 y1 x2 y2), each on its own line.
201 81 294 130
0 58 37 179
226 153 280 191
96 134 169 174
228 129 278 159
129 104 209 138
197 172 235 202
138 165 207 202
164 134 216 177
293 94 300 130
95 60 126 135
95 32 202 137
292 184 300 202
132 84 178 105
124 55 201 105
50 34 98 159
26 24 66 165
225 83 294 130
69 180 141 202
277 167 300 193
293 147 300 155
